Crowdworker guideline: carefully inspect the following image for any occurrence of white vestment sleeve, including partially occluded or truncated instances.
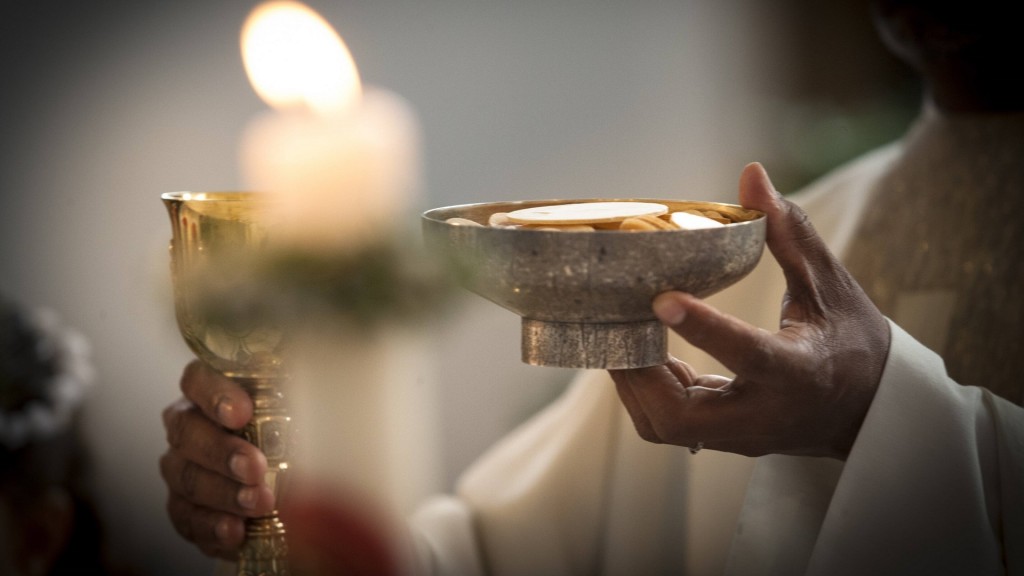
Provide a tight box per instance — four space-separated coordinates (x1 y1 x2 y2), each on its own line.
807 321 1023 576
405 369 623 576
728 322 1024 575
990 389 1024 574
407 495 486 576
449 369 627 576
408 367 728 576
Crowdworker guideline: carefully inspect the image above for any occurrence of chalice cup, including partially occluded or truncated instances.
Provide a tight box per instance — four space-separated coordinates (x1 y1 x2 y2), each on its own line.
162 192 291 576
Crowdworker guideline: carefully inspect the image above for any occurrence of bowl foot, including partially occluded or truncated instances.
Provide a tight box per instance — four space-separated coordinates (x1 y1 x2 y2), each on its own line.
521 318 667 369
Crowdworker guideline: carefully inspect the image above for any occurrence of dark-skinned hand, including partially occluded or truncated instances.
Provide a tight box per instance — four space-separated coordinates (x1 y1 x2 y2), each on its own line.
160 361 273 559
610 162 891 460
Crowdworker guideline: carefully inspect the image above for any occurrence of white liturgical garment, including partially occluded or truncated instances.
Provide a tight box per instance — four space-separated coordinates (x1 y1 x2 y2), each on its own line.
408 107 1024 575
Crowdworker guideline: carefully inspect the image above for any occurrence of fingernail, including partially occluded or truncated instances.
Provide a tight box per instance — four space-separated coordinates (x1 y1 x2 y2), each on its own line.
237 486 258 510
653 294 687 326
750 162 781 199
214 517 232 542
215 396 234 425
229 453 251 481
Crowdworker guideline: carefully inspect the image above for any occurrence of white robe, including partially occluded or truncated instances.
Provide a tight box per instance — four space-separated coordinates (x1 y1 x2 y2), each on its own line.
408 134 1024 575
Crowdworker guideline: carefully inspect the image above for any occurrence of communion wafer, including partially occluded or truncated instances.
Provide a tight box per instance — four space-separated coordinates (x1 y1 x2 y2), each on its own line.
619 214 678 231
445 217 484 227
506 201 668 226
699 210 731 224
670 211 725 230
488 212 514 227
524 224 596 232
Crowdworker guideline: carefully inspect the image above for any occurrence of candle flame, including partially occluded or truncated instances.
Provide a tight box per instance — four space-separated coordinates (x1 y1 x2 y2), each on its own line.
241 1 362 115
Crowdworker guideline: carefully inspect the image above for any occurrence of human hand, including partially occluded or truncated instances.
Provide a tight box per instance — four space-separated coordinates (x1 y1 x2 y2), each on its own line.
159 360 275 558
609 162 891 460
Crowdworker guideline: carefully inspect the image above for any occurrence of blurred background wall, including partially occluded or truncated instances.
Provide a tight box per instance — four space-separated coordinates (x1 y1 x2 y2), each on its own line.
0 1 915 574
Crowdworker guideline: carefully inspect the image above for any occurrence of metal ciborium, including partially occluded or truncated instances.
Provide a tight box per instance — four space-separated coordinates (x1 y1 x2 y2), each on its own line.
162 191 291 576
422 198 766 369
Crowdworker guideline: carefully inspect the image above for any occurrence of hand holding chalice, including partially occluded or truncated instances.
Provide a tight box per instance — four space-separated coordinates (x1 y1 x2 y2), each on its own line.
163 191 291 576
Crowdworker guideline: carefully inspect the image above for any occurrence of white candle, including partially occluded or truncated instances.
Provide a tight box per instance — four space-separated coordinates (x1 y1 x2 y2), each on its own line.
234 6 439 571
239 1 421 253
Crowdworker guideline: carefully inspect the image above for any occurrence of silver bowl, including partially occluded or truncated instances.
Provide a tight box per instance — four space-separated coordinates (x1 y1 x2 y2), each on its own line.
422 198 765 369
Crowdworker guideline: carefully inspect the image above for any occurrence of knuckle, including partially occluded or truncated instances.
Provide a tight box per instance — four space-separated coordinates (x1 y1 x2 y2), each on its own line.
179 460 201 499
646 403 690 446
650 419 685 446
158 452 176 483
182 359 203 385
161 403 175 428
168 490 240 559
743 331 776 373
782 198 813 232
192 517 220 557
165 412 186 449
180 360 210 402
167 495 196 543
633 421 663 444
623 409 664 444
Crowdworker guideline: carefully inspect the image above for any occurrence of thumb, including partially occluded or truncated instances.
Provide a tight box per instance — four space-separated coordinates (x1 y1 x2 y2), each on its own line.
652 291 779 378
739 162 843 311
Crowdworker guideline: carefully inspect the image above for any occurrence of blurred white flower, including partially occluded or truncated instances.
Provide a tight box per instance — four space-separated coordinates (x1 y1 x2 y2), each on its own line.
0 302 94 450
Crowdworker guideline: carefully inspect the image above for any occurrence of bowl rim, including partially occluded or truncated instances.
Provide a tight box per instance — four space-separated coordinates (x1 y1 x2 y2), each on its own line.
161 191 274 202
421 198 764 228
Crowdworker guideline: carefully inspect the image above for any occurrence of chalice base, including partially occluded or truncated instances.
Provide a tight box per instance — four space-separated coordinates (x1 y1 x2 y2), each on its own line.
238 516 289 576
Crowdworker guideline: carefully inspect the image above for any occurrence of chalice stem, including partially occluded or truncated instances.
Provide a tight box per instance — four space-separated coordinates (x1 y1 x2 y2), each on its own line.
235 377 291 576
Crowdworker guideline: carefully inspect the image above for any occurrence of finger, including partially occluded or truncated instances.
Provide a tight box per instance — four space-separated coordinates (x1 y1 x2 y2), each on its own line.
162 399 268 485
664 355 699 386
652 291 791 379
160 450 275 517
179 360 253 430
609 368 662 444
691 374 733 390
611 359 725 444
612 362 729 447
166 493 246 559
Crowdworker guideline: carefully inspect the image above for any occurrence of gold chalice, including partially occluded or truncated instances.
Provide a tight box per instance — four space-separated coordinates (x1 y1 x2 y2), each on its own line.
162 191 290 576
